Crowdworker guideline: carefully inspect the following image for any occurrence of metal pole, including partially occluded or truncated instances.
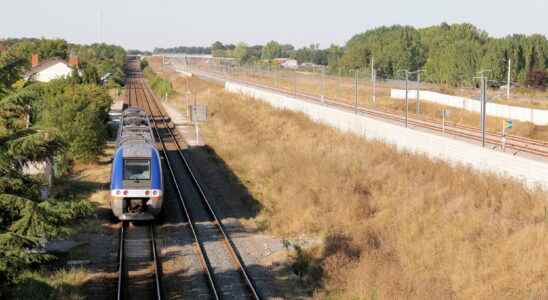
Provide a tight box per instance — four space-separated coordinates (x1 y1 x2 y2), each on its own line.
442 110 445 134
371 57 376 104
354 70 358 113
294 69 297 96
195 124 199 145
405 71 409 128
506 58 511 100
480 74 487 147
337 69 341 100
416 72 421 114
321 67 325 103
502 120 506 151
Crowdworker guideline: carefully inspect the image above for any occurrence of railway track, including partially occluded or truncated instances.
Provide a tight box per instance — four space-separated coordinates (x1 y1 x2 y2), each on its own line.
124 58 261 299
178 63 548 159
116 221 163 300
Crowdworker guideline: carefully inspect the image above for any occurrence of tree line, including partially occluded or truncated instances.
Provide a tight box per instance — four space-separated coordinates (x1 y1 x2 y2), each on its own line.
163 23 547 88
0 38 126 297
337 23 547 87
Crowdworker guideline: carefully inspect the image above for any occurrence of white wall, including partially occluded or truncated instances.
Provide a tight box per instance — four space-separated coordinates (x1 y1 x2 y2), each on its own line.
391 89 548 126
227 82 548 190
35 62 72 82
175 70 193 77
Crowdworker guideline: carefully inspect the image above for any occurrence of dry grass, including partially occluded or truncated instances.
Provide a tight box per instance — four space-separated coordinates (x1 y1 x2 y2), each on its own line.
150 57 548 299
187 63 548 141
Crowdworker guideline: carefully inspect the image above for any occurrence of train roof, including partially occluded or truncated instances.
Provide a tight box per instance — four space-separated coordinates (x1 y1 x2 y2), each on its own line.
117 107 155 147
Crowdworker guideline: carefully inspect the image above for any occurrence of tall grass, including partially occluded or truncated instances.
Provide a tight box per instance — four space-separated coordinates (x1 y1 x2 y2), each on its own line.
150 57 548 299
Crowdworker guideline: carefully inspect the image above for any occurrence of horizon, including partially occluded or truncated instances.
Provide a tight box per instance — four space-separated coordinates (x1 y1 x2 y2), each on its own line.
1 0 547 50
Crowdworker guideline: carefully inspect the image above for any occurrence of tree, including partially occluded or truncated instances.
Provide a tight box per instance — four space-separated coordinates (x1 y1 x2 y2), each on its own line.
339 25 425 78
232 42 250 64
0 37 119 296
261 41 283 60
211 41 226 57
0 51 27 98
326 45 344 70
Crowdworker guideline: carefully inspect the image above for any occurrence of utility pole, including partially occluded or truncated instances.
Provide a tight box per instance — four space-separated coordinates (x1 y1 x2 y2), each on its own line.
416 71 421 114
321 67 325 103
337 69 342 100
397 69 412 127
371 56 376 104
506 58 511 100
405 71 409 127
294 69 297 96
354 70 359 113
476 70 490 147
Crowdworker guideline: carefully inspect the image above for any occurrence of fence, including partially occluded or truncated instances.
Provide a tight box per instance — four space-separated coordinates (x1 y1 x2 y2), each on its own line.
226 81 548 191
391 89 548 125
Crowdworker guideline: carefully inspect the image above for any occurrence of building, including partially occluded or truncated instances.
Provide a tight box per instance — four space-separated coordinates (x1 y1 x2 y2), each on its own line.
273 58 299 69
25 55 74 82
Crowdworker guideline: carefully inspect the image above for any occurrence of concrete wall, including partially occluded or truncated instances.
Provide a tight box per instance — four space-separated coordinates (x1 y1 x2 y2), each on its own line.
227 81 548 190
391 89 548 126
175 70 193 77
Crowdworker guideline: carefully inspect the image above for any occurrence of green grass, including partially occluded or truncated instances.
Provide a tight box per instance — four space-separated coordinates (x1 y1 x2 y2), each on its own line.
14 268 89 300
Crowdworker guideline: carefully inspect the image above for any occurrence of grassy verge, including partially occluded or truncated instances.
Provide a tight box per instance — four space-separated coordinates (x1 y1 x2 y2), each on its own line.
144 66 174 99
151 57 548 299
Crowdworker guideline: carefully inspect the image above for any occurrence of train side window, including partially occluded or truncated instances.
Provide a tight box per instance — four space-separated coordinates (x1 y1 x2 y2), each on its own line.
124 159 150 180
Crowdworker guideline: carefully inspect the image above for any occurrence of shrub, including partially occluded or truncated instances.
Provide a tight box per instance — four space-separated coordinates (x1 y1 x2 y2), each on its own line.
526 69 548 90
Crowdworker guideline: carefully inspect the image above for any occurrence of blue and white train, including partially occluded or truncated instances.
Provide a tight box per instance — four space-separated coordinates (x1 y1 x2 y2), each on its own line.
110 107 163 221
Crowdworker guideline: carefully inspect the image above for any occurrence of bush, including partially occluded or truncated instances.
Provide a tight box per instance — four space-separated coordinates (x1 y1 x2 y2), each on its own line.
526 69 548 90
143 66 172 98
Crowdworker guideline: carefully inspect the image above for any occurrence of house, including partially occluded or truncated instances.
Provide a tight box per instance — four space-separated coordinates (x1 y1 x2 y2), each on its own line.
273 58 299 69
25 54 75 82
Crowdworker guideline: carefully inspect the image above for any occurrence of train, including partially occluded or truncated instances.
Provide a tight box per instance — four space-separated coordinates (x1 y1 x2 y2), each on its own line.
110 107 163 221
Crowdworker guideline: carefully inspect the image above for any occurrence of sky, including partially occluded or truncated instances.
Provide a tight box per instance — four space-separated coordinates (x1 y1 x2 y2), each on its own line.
1 0 547 51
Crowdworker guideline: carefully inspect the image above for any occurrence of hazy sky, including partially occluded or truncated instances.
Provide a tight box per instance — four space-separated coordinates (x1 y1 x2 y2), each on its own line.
1 0 547 50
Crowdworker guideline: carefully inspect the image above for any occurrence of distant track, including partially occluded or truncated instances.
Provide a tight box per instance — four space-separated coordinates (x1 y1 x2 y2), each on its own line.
176 61 548 159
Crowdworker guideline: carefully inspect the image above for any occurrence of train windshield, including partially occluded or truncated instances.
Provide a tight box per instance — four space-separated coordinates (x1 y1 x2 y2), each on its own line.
124 159 150 180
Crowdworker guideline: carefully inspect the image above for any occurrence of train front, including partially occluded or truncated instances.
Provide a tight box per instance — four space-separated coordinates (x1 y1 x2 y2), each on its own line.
110 143 163 221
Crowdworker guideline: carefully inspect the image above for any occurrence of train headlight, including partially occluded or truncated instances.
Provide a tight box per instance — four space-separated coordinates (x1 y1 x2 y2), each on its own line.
145 190 150 196
123 190 128 196
152 190 158 196
116 190 121 195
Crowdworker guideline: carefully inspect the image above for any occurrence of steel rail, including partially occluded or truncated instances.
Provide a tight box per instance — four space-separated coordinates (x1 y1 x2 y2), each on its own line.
133 78 222 300
150 225 164 300
116 222 164 300
116 221 127 300
189 67 548 158
140 76 261 299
